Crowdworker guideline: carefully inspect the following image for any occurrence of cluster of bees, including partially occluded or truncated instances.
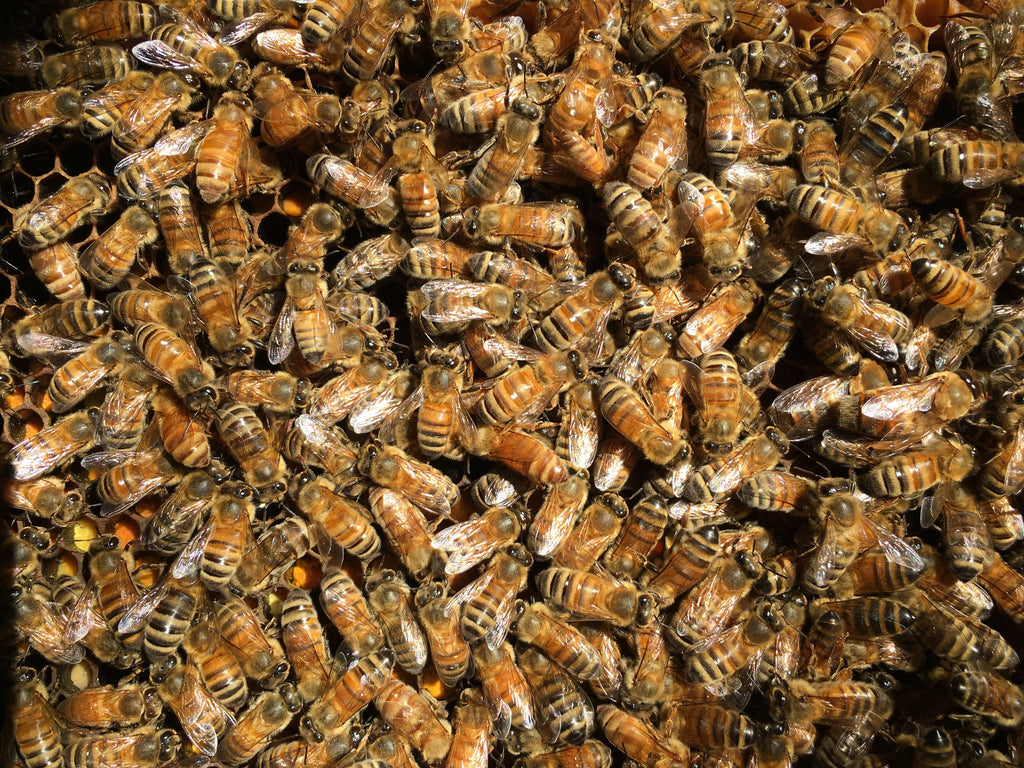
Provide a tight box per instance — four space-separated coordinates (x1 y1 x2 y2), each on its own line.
5 0 1024 765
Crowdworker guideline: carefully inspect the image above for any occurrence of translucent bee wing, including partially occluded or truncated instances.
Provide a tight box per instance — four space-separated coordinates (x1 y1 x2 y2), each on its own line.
179 666 234 756
862 514 924 571
806 515 842 588
420 280 499 323
15 333 91 359
350 384 406 435
842 322 900 363
859 378 943 420
218 11 277 45
432 518 492 575
678 359 706 420
963 166 1019 189
132 40 201 72
805 232 869 255
117 580 169 635
480 335 544 363
563 393 599 471
483 587 518 651
267 298 296 364
172 520 214 579
1 117 65 149
61 584 105 645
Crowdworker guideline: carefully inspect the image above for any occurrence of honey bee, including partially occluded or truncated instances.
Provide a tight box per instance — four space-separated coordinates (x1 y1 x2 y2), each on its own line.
58 684 162 729
676 278 760 358
304 648 393 740
172 481 255 590
319 564 386 658
13 587 85 664
26 242 84 301
284 414 360 477
807 277 912 364
682 350 753 456
81 69 154 138
945 20 1015 144
183 619 249 711
557 384 602 472
775 677 893 726
111 71 196 157
519 645 593 745
80 205 158 290
464 202 582 249
46 1 159 45
536 567 648 627
835 372 975 441
598 705 689 768
604 494 668 580
115 122 207 200
18 333 123 415
430 506 523 575
269 260 344 366
132 8 246 88
522 741 613 768
40 43 133 90
804 491 923 592
378 345 472 458
301 0 360 44
472 642 536 731
292 474 381 560
13 298 112 344
186 257 255 366
685 428 790 502
454 544 532 648
662 702 758 751
470 425 570 487
253 27 347 71
223 370 309 416
217 691 296 767
669 557 753 647
358 440 459 516
363 569 428 674
414 581 471 686
341 0 422 81
119 565 204 663
157 661 234 757
1 87 83 150
521 476 583 559
332 232 409 289
135 321 217 412
791 185 905 257
7 410 96 481
513 600 602 681
838 103 910 187
12 673 68 768
551 493 627 572
196 92 277 204
467 96 541 203
16 173 110 249
446 689 492 768
367 486 441 580
643 525 718 605
534 266 631 356
375 678 452 762
603 182 681 282
205 199 250 265
232 517 314 592
735 278 805 373
814 596 917 638
627 87 688 191
401 237 476 281
949 671 1024 726
215 594 290 685
281 588 331 703
150 388 211 468
930 140 1024 189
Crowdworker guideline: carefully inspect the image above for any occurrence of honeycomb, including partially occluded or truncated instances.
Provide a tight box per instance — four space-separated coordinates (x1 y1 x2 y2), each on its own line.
3 0 1024 766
